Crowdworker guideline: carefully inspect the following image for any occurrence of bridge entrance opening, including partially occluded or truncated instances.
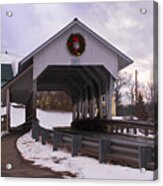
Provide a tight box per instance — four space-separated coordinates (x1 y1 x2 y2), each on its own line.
34 65 114 125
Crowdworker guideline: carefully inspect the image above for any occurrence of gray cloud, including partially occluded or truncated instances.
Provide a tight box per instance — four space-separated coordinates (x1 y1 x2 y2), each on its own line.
1 2 154 83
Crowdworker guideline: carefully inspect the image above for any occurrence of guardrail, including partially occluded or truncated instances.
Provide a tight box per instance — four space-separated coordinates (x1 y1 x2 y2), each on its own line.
52 127 156 170
32 119 52 144
71 119 157 138
31 119 157 170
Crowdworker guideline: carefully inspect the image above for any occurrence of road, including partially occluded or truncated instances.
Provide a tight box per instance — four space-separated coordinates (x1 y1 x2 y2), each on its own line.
1 131 62 178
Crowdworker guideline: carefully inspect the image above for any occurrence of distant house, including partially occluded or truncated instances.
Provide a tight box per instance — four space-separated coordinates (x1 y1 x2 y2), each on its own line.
1 52 21 87
1 64 13 87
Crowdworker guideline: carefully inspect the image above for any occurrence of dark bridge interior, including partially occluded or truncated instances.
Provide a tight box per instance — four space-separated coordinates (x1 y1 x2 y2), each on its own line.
36 65 114 121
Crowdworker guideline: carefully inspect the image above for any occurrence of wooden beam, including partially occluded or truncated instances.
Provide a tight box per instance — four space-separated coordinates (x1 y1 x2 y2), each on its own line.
99 95 103 119
25 94 33 122
6 88 11 132
78 97 82 119
72 104 77 121
2 65 33 93
32 80 37 119
106 77 114 119
91 97 96 119
85 87 89 118
81 90 85 119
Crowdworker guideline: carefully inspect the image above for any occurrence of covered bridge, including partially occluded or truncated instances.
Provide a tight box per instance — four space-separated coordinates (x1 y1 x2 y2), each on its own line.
1 18 133 131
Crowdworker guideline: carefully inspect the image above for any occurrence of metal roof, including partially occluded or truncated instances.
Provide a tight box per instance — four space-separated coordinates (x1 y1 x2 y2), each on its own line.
1 64 13 81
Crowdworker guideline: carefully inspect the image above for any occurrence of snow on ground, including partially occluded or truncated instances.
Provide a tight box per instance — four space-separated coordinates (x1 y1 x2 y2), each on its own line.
1 106 153 138
1 106 6 116
1 131 9 137
37 109 72 129
17 131 154 180
1 106 71 129
1 106 25 127
11 106 25 127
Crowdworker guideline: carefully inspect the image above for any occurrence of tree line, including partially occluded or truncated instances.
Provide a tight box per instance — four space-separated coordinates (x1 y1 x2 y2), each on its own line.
36 91 72 112
115 71 156 121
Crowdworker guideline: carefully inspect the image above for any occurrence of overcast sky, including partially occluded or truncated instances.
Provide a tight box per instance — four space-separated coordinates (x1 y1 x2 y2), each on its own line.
1 1 154 84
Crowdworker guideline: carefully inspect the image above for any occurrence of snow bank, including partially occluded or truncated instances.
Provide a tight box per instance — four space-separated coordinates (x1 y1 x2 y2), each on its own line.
17 131 154 180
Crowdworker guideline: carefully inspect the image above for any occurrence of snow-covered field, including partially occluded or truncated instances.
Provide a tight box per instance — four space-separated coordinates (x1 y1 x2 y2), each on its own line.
37 109 72 129
1 105 25 128
1 106 72 129
1 106 153 138
17 131 154 180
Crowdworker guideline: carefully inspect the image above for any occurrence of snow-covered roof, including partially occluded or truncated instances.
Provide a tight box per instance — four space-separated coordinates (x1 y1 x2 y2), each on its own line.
0 52 22 75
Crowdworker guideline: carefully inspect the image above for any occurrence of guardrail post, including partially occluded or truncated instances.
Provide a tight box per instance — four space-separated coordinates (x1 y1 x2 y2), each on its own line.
138 146 153 168
53 130 63 151
120 127 124 134
144 129 149 136
72 135 82 157
41 128 47 145
99 138 111 163
133 128 137 134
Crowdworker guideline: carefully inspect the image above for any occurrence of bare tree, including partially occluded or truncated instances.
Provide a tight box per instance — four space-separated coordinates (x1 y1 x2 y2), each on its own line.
114 72 132 113
134 92 148 120
138 81 155 120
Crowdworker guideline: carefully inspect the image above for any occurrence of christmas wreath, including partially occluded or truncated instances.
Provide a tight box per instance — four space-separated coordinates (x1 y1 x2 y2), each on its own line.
67 33 85 56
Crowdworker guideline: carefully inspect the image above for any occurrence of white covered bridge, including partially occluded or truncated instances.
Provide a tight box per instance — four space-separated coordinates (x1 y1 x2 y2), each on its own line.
1 18 132 129
1 18 157 170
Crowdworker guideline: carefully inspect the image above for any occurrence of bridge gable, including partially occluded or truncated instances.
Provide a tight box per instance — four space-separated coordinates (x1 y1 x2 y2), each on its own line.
33 21 120 79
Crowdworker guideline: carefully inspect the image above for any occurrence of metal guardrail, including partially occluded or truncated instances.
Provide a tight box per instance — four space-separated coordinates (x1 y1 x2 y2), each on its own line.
31 119 157 170
52 128 156 170
71 119 157 138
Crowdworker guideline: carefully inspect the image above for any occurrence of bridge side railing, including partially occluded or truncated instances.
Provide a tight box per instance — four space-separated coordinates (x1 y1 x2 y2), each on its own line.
106 120 156 137
31 119 157 170
71 119 157 138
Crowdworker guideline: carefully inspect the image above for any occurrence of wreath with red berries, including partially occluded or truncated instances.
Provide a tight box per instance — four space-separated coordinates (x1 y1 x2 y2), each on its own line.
67 33 85 56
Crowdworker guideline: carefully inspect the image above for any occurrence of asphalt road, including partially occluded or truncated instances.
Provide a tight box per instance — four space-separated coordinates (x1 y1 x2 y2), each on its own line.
1 131 62 178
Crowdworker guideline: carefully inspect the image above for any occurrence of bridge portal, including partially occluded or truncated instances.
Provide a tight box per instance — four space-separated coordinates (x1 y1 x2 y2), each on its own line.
1 18 133 130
